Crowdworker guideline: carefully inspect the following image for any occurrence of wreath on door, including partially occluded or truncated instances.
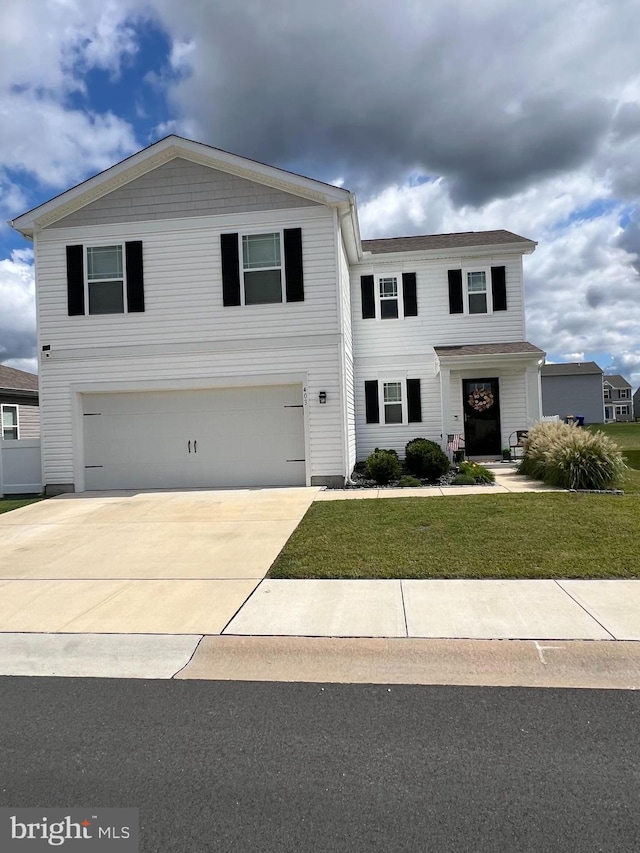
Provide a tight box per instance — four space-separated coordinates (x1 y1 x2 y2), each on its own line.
468 387 494 412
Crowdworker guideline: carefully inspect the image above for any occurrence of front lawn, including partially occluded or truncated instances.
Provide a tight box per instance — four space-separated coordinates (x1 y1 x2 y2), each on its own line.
586 422 640 448
269 493 640 580
0 497 44 515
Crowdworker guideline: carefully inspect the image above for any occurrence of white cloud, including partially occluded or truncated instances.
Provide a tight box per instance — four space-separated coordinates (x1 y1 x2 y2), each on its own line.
0 249 36 366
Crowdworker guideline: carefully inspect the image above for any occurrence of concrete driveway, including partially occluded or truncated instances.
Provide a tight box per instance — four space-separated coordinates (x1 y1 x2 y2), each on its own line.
0 488 319 634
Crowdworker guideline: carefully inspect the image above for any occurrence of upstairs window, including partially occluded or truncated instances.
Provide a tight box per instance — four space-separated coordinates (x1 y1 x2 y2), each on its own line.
66 242 144 316
221 228 304 307
379 277 399 319
466 270 487 314
619 388 630 399
1 405 18 440
87 245 124 314
603 386 611 399
448 266 507 315
360 273 417 319
242 233 282 305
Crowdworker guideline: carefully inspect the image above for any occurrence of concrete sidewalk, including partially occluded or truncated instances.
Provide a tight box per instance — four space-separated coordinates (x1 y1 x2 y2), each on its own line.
0 579 638 687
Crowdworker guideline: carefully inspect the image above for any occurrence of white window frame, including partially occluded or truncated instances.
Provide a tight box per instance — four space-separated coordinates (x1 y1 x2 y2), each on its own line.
1 404 19 440
376 379 409 425
376 274 403 320
615 404 630 417
85 243 127 316
239 230 286 307
619 388 630 399
462 266 493 315
603 385 611 399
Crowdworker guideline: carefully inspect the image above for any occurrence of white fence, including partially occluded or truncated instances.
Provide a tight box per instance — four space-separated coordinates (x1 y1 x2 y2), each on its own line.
0 439 42 495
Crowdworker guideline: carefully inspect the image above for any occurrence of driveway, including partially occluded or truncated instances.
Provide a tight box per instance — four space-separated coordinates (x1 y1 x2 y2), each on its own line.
0 488 319 634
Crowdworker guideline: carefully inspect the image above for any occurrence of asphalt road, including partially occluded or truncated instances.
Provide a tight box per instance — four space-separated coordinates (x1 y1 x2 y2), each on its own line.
0 677 638 852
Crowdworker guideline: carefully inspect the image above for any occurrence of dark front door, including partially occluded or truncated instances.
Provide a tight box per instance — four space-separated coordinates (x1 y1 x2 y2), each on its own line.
463 378 501 456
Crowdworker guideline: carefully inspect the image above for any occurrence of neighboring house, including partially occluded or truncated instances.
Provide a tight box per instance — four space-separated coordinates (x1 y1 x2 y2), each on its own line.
0 364 40 440
603 374 633 422
540 361 604 424
10 136 544 494
633 387 640 421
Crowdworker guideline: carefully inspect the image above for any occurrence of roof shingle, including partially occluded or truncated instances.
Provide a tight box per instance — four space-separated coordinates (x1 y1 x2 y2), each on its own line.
541 361 603 377
434 342 544 357
362 230 534 254
0 365 39 393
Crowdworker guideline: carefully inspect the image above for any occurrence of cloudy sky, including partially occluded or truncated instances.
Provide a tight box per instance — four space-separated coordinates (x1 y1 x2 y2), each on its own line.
1 0 640 387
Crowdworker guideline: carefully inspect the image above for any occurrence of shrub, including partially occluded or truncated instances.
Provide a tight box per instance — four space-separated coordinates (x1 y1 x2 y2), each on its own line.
404 438 450 481
451 474 476 486
519 421 625 490
458 460 495 484
364 448 401 485
399 475 422 488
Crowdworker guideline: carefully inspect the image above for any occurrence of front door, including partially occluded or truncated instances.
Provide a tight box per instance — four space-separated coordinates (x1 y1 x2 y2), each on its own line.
463 378 501 456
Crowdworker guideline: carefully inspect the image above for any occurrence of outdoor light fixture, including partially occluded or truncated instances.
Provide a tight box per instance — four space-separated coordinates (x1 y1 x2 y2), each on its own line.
319 391 327 404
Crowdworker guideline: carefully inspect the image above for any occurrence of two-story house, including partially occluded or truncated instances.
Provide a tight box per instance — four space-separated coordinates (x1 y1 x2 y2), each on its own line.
603 375 633 422
10 136 543 494
540 361 605 424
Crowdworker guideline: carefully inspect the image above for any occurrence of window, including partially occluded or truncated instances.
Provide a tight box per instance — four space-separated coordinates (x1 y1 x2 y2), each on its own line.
86 245 124 314
383 382 403 423
615 405 630 417
221 229 304 307
66 241 144 316
360 273 418 319
379 277 399 319
1 405 18 440
242 233 282 305
603 386 611 399
448 266 507 315
466 270 488 314
364 378 422 424
619 388 630 399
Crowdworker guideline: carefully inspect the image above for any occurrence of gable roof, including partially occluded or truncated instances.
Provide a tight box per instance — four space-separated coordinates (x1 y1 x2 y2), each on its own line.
541 361 603 377
0 364 38 394
604 374 632 388
9 135 359 251
362 230 535 255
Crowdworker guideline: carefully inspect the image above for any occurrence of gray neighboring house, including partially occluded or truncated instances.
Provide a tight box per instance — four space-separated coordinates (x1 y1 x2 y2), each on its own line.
603 374 633 422
633 387 640 421
0 365 40 440
540 361 604 424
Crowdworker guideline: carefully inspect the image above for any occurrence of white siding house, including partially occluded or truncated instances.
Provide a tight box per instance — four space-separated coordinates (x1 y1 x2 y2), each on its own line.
11 136 543 493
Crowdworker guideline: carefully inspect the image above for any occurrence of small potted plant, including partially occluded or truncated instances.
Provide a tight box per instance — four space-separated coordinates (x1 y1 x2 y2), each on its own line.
502 447 511 462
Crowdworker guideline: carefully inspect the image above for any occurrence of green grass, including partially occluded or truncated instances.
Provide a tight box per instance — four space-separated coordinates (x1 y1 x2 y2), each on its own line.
269 493 640 580
586 422 640 448
0 497 44 515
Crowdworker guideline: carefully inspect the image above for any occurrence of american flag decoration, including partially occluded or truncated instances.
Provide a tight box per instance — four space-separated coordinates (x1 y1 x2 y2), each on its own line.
447 434 461 451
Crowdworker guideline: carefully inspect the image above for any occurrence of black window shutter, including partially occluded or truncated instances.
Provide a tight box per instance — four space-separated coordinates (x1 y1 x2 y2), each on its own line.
448 269 463 314
221 233 241 306
125 241 145 312
407 379 422 423
402 272 418 316
66 245 85 316
364 380 379 423
491 266 507 311
284 228 304 302
361 275 375 319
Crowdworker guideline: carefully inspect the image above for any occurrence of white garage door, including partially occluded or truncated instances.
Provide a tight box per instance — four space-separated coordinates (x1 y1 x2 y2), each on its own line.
83 385 306 490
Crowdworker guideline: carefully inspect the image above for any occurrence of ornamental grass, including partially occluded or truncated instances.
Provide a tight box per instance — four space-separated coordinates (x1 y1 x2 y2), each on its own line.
518 420 625 490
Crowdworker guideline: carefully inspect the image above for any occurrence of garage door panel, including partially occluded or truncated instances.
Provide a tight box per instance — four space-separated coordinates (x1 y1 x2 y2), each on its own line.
83 385 306 490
